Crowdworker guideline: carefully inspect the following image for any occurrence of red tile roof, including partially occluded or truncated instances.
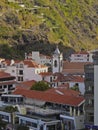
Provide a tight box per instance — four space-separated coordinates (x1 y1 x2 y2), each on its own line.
0 71 15 79
13 88 85 107
73 51 89 55
4 59 48 68
58 83 69 88
53 75 84 83
17 80 36 90
23 60 47 68
63 61 91 74
45 87 80 96
0 81 16 85
39 72 53 76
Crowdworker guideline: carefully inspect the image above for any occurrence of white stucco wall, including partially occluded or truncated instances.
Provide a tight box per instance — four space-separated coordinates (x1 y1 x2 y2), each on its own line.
23 67 42 81
75 115 84 129
4 63 48 82
70 54 89 62
32 51 40 64
25 98 45 106
5 66 17 77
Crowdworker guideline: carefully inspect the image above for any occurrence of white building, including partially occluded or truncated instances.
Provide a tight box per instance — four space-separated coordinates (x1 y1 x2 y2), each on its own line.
70 51 91 62
52 46 63 73
0 59 48 82
0 71 16 95
25 51 52 65
40 72 85 95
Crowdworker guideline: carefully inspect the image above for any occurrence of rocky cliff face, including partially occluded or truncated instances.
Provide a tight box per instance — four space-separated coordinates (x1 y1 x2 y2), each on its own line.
0 0 98 58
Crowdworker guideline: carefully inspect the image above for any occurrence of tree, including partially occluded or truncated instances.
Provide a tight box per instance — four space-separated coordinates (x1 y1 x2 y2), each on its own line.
31 81 50 91
16 125 29 130
71 84 79 92
4 106 18 113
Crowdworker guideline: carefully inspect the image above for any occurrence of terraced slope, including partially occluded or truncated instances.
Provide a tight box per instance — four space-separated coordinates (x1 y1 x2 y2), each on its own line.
0 0 98 58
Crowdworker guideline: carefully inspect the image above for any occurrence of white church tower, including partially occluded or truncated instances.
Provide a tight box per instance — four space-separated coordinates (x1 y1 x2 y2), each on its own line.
52 45 63 73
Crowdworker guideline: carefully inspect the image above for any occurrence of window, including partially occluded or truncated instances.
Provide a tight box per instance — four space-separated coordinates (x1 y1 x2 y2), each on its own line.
42 77 45 81
32 122 37 128
8 85 12 90
4 85 7 88
19 70 23 75
50 77 52 82
2 64 5 68
12 70 15 73
18 77 23 81
89 113 94 122
85 73 94 81
54 60 57 67
20 64 23 68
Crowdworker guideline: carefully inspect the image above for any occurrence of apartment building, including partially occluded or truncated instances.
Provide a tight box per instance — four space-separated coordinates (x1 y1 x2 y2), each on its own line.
0 71 16 95
84 50 98 129
0 59 48 82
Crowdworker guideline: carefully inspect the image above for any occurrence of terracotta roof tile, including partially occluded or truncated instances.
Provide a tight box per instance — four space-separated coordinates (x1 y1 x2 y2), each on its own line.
53 75 84 83
17 80 36 90
39 72 53 76
0 71 15 79
73 51 89 55
13 88 84 107
45 87 80 96
63 61 91 74
3 59 48 68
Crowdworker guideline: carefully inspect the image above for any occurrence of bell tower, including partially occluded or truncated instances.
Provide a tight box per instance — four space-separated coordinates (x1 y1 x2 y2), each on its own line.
52 45 63 73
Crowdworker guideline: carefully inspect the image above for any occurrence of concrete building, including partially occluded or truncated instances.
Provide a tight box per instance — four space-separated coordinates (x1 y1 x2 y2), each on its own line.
84 50 98 129
84 63 94 128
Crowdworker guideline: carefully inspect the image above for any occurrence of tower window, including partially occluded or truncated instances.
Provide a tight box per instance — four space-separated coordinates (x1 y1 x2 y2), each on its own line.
54 60 57 67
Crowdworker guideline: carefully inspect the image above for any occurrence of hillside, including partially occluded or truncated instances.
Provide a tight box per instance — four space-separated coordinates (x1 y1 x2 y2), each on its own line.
0 0 98 59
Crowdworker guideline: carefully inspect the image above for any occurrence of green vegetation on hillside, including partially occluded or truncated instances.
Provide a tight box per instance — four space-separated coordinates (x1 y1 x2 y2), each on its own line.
0 0 98 58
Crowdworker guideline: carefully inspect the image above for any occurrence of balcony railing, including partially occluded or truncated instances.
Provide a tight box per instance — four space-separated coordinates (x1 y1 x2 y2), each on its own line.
85 104 94 110
85 91 94 94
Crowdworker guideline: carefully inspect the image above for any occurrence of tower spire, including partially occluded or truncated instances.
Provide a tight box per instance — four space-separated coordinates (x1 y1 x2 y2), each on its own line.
54 44 60 55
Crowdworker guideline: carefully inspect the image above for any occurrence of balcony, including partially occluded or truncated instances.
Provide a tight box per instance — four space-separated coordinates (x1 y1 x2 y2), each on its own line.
8 87 15 91
85 91 94 95
0 89 4 93
85 105 94 110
